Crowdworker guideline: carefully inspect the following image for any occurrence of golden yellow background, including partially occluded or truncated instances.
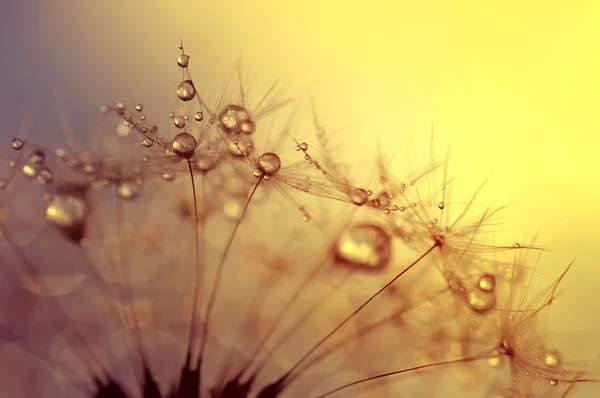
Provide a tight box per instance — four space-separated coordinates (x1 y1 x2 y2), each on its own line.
2 0 599 364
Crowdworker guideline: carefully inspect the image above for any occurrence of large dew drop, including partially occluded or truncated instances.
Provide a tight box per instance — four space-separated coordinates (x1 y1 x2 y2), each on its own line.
218 104 251 134
335 223 392 271
349 188 368 206
46 194 89 242
171 132 198 158
466 289 495 314
177 80 196 101
257 152 281 176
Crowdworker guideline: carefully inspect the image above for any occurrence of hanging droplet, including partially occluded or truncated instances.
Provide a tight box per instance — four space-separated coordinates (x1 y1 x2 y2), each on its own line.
253 169 263 178
194 111 204 121
177 54 190 68
335 223 392 272
438 201 445 209
513 243 521 248
177 80 196 101
350 188 368 206
477 273 496 292
141 137 153 148
135 104 144 112
299 142 308 151
549 379 558 387
466 290 496 314
257 152 281 176
46 193 89 242
174 115 186 129
218 104 251 134
171 132 197 158
195 155 219 172
11 138 24 150
543 350 562 368
117 181 140 199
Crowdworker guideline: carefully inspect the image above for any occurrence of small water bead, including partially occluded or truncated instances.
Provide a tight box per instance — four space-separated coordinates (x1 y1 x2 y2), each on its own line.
177 80 196 101
141 137 153 148
116 123 130 138
257 152 281 176
161 173 175 181
467 289 496 314
117 181 140 199
299 142 308 151
168 112 175 118
174 115 186 129
513 243 521 248
22 163 42 178
240 120 256 134
177 53 190 68
11 138 24 150
335 223 392 271
194 111 204 121
549 379 558 386
543 350 562 368
350 188 368 206
35 168 54 184
218 104 251 134
438 201 445 210
171 132 197 158
477 273 496 292
28 150 45 164
135 104 144 112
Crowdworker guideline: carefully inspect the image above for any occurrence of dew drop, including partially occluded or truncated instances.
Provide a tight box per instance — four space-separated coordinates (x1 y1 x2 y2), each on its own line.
171 132 197 158
135 104 144 112
177 53 190 68
335 223 392 271
477 273 496 292
467 290 496 314
438 201 445 209
218 104 251 134
141 137 153 148
350 188 368 206
257 152 281 176
253 169 263 178
11 138 24 150
177 80 196 101
513 242 521 248
299 142 308 151
28 150 45 164
117 181 140 199
162 173 175 181
549 379 558 386
240 120 256 134
544 350 562 368
46 194 89 241
174 115 187 129
168 112 175 118
35 168 54 185
195 156 219 173
194 111 204 121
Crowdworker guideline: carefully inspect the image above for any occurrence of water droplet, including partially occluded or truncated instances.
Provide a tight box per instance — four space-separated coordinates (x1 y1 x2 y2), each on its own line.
195 156 219 172
240 120 256 134
171 132 197 158
174 115 186 129
544 350 562 368
177 80 196 101
168 112 175 118
349 188 368 206
141 137 153 148
549 379 558 386
35 168 54 184
22 163 42 178
299 142 308 151
477 273 496 292
117 181 140 199
467 290 496 314
257 152 281 176
177 53 190 68
161 173 175 181
513 243 521 248
100 105 109 113
218 104 251 134
335 223 392 271
135 104 144 112
116 123 130 138
11 138 24 150
194 111 204 121
116 102 125 111
28 150 45 164
253 169 263 178
438 201 445 209
487 348 505 368
46 194 89 241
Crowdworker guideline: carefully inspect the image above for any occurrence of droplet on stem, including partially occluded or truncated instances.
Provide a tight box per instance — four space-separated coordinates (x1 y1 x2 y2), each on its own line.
177 80 196 101
335 223 392 271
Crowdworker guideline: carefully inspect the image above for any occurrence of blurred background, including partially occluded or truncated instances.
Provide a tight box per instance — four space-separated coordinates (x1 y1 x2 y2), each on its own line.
1 0 599 368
